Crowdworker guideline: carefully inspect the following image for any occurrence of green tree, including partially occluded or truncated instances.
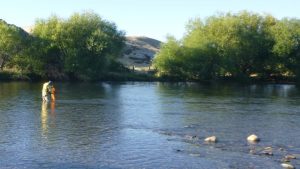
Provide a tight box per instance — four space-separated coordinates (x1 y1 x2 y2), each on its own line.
153 36 186 79
32 12 125 80
154 11 278 81
61 12 125 79
32 15 66 78
9 37 46 76
0 20 29 70
201 12 275 79
182 18 221 80
271 18 300 82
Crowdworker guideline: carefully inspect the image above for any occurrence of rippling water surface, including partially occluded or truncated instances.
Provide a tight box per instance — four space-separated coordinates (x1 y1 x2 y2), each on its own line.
0 82 299 169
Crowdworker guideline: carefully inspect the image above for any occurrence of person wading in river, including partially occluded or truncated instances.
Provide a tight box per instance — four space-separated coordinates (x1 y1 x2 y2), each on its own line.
42 81 55 102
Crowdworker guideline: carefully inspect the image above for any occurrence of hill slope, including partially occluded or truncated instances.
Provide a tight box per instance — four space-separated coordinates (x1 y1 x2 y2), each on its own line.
118 36 161 70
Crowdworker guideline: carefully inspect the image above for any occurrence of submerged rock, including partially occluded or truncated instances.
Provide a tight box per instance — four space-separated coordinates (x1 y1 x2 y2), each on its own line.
249 149 256 154
176 149 183 152
260 147 273 156
189 153 201 157
204 136 217 143
261 150 273 156
264 147 272 150
281 158 291 163
282 155 297 163
247 134 260 143
184 135 198 140
285 155 297 160
281 163 295 169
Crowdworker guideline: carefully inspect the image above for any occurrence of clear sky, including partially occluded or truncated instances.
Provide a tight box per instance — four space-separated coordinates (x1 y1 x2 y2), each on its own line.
1 0 299 41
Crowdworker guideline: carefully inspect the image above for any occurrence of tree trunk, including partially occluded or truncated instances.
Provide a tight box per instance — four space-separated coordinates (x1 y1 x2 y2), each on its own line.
0 54 9 70
0 57 4 70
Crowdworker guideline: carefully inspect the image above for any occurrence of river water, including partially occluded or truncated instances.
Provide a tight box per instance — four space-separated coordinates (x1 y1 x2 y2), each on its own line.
0 82 299 169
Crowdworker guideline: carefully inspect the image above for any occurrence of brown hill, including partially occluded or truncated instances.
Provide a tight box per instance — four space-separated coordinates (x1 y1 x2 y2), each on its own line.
118 36 161 71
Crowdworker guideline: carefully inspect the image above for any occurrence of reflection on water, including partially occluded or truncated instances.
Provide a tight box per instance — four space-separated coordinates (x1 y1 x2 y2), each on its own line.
0 82 299 169
41 102 56 139
41 102 48 137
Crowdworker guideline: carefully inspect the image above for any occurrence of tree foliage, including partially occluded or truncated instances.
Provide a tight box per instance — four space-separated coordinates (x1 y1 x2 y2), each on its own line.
271 18 300 81
1 12 126 81
154 11 300 82
0 20 30 70
2 11 300 82
32 12 125 80
153 36 186 79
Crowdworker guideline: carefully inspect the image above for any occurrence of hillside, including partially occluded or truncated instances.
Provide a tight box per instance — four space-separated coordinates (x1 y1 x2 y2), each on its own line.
118 36 161 71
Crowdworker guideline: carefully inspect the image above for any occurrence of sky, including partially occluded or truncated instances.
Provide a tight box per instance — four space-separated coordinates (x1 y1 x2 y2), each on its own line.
1 0 299 41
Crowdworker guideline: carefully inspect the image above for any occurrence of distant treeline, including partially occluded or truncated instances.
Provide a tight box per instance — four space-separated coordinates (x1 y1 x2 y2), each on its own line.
154 11 300 83
0 12 126 81
1 11 300 82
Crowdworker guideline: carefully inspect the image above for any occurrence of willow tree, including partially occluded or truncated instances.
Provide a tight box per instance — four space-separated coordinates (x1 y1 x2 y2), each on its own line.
185 12 276 79
271 18 300 81
0 20 29 70
32 11 125 80
154 11 278 81
182 18 221 80
153 36 186 79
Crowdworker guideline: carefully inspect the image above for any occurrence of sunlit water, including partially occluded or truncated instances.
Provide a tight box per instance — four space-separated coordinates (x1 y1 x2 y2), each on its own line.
0 82 299 169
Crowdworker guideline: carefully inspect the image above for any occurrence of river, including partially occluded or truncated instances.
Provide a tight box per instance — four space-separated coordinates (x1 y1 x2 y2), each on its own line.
0 82 299 169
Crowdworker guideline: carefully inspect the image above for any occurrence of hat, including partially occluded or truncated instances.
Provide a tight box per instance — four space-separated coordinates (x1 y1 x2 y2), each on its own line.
48 81 53 85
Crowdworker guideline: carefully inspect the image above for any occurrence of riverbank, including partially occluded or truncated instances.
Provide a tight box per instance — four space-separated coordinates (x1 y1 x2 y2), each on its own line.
0 70 157 82
0 70 298 85
0 71 39 81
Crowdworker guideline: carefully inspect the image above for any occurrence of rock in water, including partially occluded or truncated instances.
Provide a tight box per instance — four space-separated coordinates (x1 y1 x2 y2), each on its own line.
282 155 297 163
285 155 297 160
261 147 273 156
281 163 295 169
247 134 260 142
204 136 217 143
